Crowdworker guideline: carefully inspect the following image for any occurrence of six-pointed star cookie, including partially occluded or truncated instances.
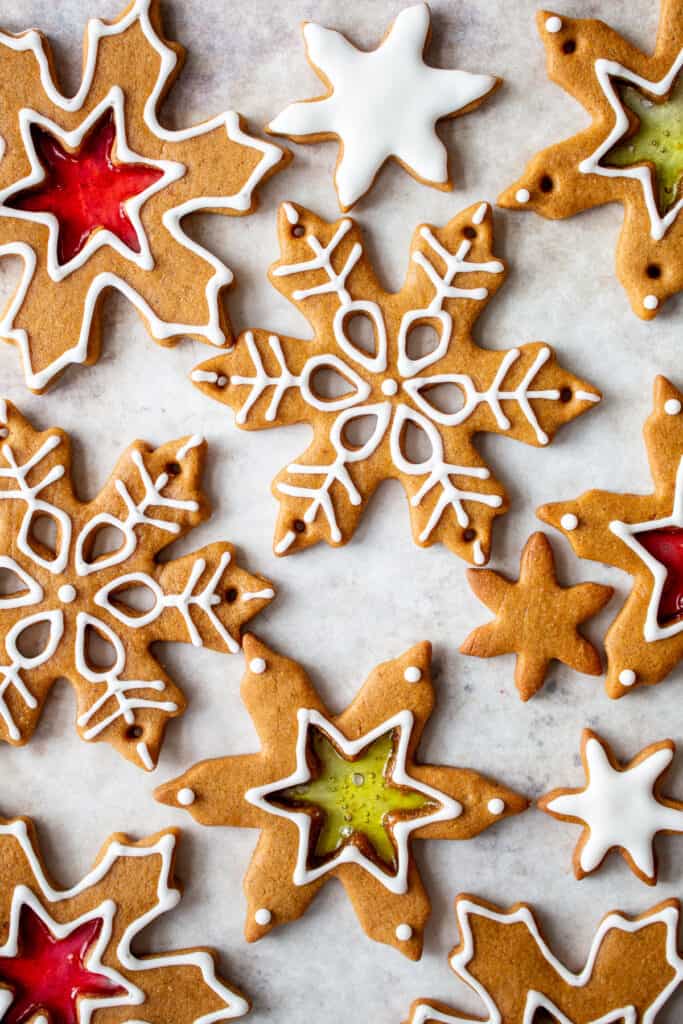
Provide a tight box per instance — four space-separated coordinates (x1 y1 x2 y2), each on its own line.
155 637 527 959
460 532 613 700
539 730 683 885
267 3 499 210
539 376 683 698
499 1 683 319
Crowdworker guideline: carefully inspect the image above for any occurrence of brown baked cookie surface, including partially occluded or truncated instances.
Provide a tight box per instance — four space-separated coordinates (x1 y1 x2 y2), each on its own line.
499 3 683 319
156 636 527 959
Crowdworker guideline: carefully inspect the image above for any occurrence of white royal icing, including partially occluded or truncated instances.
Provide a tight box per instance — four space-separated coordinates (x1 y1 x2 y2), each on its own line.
395 923 413 941
579 51 683 240
249 657 267 674
515 188 530 203
560 513 579 531
404 666 422 683
0 821 249 1021
619 668 637 687
254 908 272 926
268 4 496 209
644 294 659 310
545 16 563 33
177 787 196 806
665 398 682 415
546 734 683 878
0 0 283 390
487 798 505 815
246 708 462 895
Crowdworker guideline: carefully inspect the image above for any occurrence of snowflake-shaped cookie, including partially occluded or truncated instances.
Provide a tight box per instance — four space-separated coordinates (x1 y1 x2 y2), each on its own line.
192 201 600 564
539 375 683 698
0 400 273 771
500 2 683 319
540 729 683 886
267 3 498 210
0 815 248 1022
0 0 288 391
156 637 527 959
407 894 683 1024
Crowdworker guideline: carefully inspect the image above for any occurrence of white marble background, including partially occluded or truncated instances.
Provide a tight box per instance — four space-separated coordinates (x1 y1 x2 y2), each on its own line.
0 0 680 1020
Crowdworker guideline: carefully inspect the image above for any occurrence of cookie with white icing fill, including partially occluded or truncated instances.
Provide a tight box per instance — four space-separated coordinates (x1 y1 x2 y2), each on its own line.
0 0 288 392
539 375 683 699
155 637 528 959
406 894 683 1024
499 2 683 320
540 729 683 886
266 3 499 211
0 816 249 1021
191 201 601 565
0 399 274 771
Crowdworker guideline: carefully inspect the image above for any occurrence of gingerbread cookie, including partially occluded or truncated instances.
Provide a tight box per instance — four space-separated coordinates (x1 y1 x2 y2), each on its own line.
266 4 498 211
0 400 273 771
155 637 527 959
539 375 683 698
407 894 683 1024
192 201 600 565
0 815 249 1021
499 3 683 320
0 0 288 391
460 532 613 701
539 729 683 886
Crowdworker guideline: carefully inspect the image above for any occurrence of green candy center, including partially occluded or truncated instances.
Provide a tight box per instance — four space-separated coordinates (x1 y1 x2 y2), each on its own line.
604 74 683 215
271 726 437 870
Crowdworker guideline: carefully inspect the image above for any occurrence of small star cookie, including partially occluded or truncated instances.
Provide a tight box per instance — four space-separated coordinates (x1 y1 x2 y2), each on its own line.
460 532 613 700
267 4 499 210
540 729 683 886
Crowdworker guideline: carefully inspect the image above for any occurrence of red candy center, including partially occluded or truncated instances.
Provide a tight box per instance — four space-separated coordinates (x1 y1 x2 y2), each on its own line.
0 904 125 1024
637 525 683 625
6 108 163 266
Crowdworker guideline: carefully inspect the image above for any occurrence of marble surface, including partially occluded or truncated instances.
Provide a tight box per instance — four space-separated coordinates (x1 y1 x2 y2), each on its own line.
0 0 681 1020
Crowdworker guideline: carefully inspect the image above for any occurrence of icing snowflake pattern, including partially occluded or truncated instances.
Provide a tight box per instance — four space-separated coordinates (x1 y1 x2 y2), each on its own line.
0 0 286 391
0 401 274 771
193 201 601 564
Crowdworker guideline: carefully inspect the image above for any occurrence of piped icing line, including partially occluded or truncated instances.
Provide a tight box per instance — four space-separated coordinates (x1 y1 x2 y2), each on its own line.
609 454 683 642
175 434 204 461
0 821 249 1021
245 708 462 894
241 588 275 603
0 0 285 390
579 50 683 241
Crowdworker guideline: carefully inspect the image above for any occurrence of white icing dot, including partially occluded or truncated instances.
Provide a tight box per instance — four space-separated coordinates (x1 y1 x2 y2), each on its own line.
665 398 681 415
250 657 267 675
487 798 505 815
381 379 398 396
255 908 272 926
395 923 413 941
515 188 531 204
619 668 637 687
560 513 579 531
404 666 422 683
58 584 77 603
177 787 195 806
643 294 659 310
545 16 563 33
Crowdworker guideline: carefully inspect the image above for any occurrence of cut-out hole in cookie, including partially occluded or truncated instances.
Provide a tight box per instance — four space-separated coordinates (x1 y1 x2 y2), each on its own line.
405 322 440 362
647 263 662 279
342 312 380 360
15 618 52 659
108 582 157 619
463 528 477 543
400 419 434 466
422 382 466 416
540 175 554 192
83 622 118 671
562 39 576 53
126 724 144 740
342 413 381 450
27 513 59 560
559 387 572 403
292 224 305 238
463 226 477 240
81 523 126 567
225 587 238 604
165 461 182 476
635 525 683 627
293 519 306 534
309 366 357 401
0 566 30 601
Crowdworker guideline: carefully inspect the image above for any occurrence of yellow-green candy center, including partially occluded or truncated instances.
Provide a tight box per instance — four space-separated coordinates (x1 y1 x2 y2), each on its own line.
605 75 683 215
271 727 436 870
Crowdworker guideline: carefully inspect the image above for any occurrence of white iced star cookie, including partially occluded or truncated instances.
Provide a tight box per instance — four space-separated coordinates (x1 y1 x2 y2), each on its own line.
267 4 499 210
539 729 683 885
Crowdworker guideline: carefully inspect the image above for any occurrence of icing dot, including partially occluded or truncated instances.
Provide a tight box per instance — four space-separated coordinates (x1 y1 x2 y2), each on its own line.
250 657 267 674
665 399 681 415
560 513 579 531
515 188 530 204
487 798 505 815
254 908 272 926
381 379 398 396
545 16 563 33
404 666 422 683
177 787 195 806
57 584 77 603
643 294 659 310
395 923 413 941
619 668 636 687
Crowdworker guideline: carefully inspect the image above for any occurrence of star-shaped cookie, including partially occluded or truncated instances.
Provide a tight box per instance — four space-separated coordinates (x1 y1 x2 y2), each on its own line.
460 532 613 700
539 729 683 885
267 4 499 210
